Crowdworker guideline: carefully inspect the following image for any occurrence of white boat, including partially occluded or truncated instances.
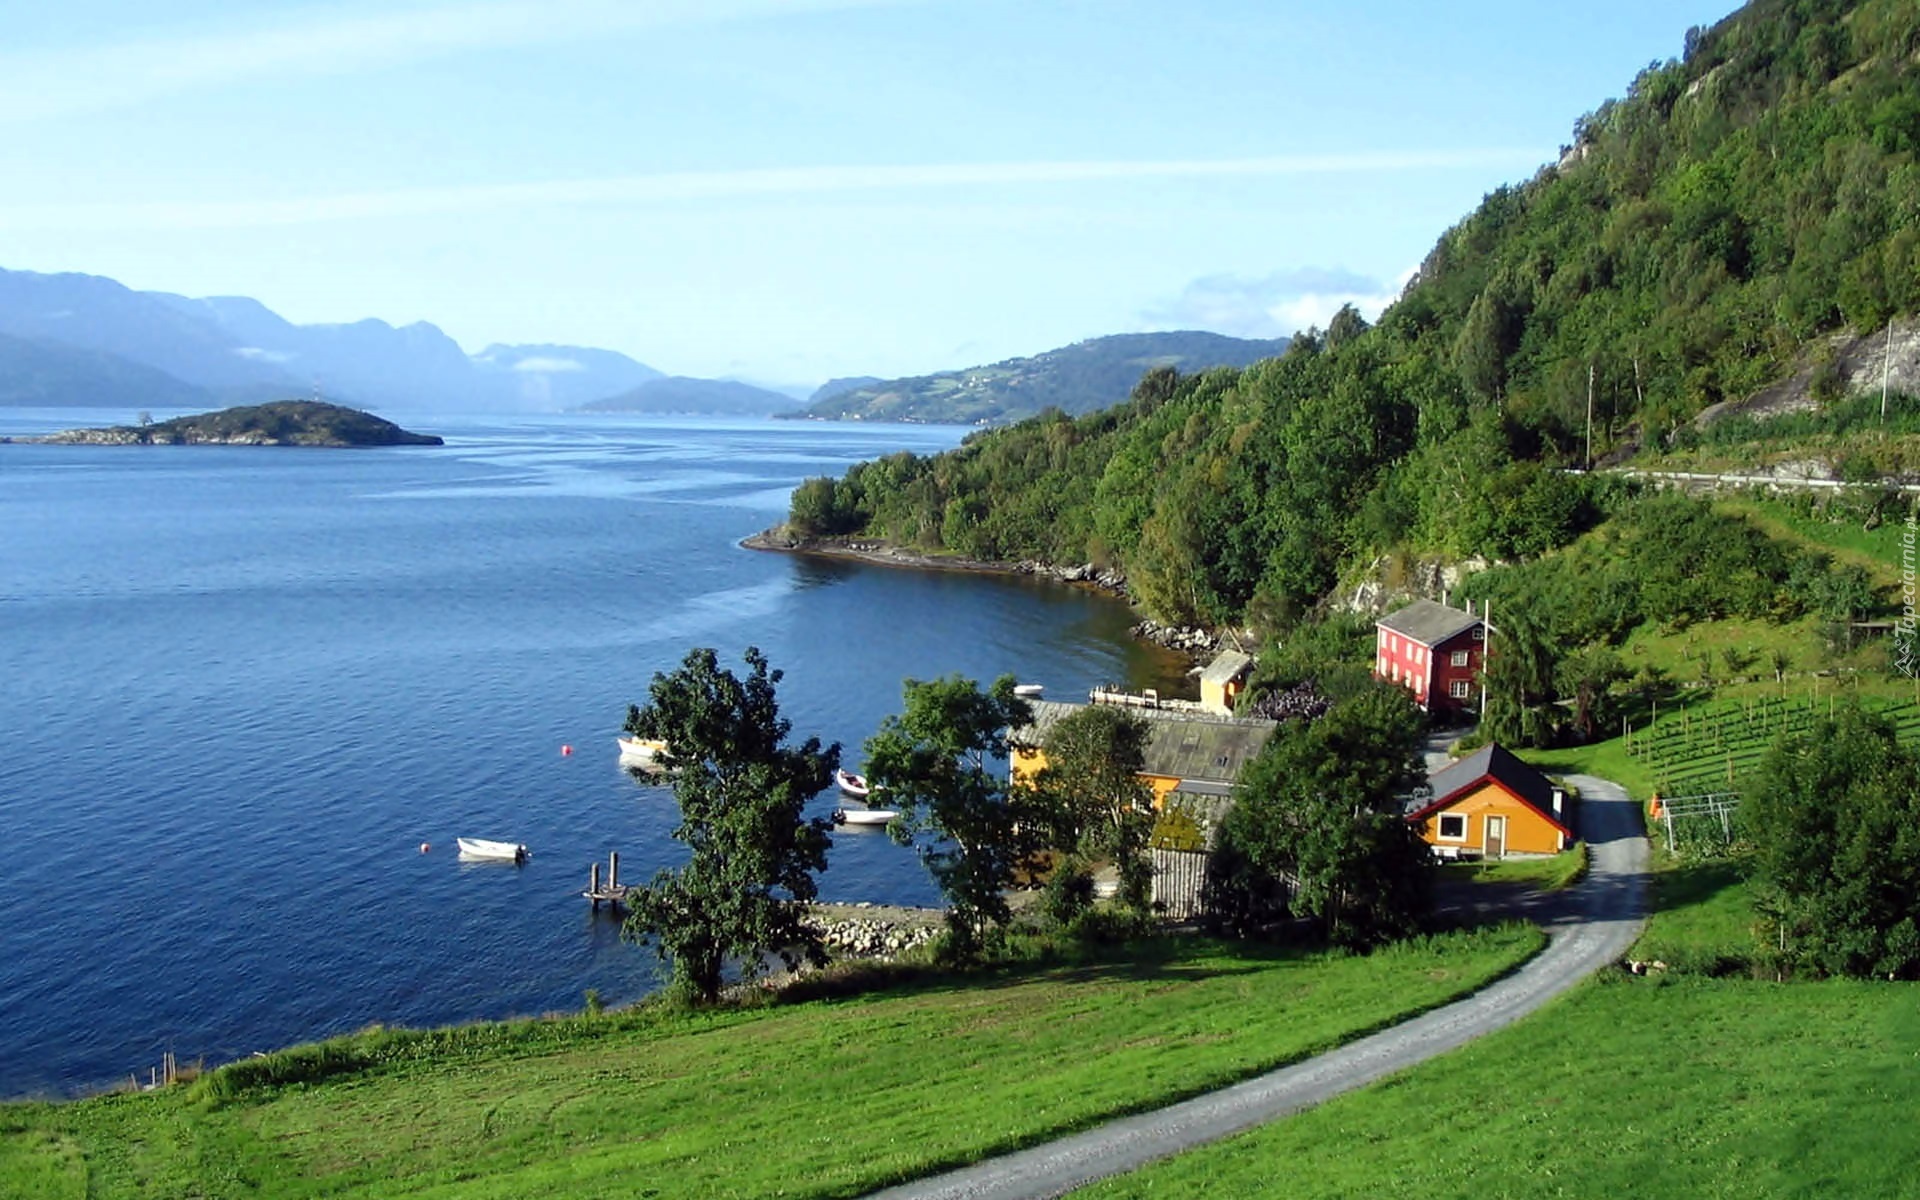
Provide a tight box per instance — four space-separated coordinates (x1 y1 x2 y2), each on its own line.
1013 683 1045 697
835 768 873 799
617 735 669 771
834 807 899 827
456 837 528 862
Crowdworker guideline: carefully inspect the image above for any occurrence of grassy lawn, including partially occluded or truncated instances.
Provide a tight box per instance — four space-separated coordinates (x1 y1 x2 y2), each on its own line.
1076 973 1920 1200
1081 806 1916 1199
1719 495 1909 588
1440 844 1587 891
1630 850 1762 975
0 927 1542 1199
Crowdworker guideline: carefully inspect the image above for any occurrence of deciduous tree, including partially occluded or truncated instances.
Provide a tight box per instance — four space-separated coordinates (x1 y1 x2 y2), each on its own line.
863 675 1039 956
620 647 837 1003
1739 707 1920 980
1207 685 1431 947
1033 705 1156 914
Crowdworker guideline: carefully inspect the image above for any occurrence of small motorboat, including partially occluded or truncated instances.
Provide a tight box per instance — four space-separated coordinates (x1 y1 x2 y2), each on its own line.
835 768 873 799
833 807 900 827
1013 683 1045 697
617 736 670 772
456 837 528 862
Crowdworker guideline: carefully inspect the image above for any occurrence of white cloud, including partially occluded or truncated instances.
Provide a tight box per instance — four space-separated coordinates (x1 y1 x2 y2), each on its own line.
511 356 586 373
0 152 1538 232
0 0 907 123
234 346 297 363
1141 266 1418 339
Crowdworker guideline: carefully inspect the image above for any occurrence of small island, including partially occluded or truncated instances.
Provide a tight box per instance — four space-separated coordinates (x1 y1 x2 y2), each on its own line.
24 401 444 447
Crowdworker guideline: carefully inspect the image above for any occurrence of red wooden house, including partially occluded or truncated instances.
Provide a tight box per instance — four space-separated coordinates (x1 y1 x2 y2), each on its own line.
1374 598 1487 718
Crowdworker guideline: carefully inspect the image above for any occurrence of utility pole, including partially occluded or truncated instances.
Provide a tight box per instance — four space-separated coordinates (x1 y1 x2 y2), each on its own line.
1884 318 1896 423
1479 599 1493 721
1586 362 1596 470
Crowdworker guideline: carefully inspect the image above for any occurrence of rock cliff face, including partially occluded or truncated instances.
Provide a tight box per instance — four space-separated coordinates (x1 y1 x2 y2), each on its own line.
1697 316 1920 426
1338 555 1492 617
27 401 443 447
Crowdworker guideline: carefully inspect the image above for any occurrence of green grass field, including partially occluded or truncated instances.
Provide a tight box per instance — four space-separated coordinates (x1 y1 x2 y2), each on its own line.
1079 834 1916 1199
1440 844 1587 891
0 927 1542 1200
1076 974 1919 1200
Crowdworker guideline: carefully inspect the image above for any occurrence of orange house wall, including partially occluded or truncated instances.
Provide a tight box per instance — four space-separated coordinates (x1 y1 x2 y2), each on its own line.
1011 747 1181 811
1418 781 1568 856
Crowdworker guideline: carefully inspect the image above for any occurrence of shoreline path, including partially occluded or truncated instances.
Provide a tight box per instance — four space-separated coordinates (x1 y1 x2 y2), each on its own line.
868 774 1649 1200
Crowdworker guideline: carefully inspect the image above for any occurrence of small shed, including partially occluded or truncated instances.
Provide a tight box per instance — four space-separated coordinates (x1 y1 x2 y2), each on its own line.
1198 650 1254 715
1406 743 1573 859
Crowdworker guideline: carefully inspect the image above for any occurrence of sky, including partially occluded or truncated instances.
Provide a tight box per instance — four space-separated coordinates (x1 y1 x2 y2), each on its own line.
0 0 1741 387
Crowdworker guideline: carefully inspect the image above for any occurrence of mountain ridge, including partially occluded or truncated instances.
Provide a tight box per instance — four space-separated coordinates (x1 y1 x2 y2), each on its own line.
797 330 1291 425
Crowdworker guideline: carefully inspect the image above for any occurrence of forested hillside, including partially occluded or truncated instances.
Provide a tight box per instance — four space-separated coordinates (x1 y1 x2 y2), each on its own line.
787 0 1920 631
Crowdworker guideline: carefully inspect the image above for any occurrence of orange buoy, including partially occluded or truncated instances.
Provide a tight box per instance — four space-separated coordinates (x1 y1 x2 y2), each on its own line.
561 744 574 756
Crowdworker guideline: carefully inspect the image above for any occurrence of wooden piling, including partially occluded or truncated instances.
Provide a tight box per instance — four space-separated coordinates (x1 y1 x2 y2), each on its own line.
584 854 628 910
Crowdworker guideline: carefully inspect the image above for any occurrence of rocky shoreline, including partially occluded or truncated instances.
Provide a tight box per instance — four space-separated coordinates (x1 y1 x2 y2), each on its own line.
803 902 945 961
741 526 1224 658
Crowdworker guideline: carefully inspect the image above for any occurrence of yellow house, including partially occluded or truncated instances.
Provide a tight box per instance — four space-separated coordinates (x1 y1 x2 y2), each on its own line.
1011 698 1277 813
1011 694 1278 918
1406 743 1574 859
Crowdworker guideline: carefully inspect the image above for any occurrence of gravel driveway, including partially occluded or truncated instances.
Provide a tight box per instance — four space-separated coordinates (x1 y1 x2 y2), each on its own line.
867 774 1648 1200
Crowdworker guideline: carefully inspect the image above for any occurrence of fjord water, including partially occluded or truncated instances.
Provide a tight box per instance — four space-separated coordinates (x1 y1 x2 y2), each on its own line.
0 412 1186 1098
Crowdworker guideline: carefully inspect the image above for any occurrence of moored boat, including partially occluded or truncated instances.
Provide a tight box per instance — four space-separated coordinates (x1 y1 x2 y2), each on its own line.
833 807 900 827
1013 683 1045 697
456 837 528 862
835 768 873 799
617 735 670 772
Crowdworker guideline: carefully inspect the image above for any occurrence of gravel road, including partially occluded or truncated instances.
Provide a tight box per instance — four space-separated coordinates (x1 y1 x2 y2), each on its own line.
867 774 1648 1200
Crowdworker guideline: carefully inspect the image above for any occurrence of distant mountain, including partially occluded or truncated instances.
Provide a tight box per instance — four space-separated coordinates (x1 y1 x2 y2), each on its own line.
153 293 489 410
29 401 442 447
0 270 295 391
799 332 1291 424
472 344 664 410
0 266 685 413
576 376 803 416
808 376 884 406
0 332 214 409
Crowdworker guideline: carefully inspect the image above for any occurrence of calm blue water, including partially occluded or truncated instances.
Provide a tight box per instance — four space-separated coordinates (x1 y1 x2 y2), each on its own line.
0 410 1185 1097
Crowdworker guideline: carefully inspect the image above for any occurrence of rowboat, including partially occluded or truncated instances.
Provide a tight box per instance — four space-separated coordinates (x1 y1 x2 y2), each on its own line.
833 807 899 827
1013 683 1045 697
456 837 528 862
835 768 873 799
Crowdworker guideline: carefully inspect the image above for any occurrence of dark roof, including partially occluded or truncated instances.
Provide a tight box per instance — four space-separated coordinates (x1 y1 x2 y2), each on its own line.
1015 700 1278 785
1376 599 1482 646
1408 743 1571 836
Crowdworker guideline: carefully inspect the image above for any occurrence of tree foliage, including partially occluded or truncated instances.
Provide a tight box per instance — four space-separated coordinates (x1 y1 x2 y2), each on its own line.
862 675 1039 955
1739 706 1920 979
1032 705 1156 915
1206 685 1433 947
620 647 838 1003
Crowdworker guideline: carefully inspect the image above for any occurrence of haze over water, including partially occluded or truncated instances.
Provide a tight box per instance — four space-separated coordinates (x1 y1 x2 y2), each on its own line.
0 411 1187 1098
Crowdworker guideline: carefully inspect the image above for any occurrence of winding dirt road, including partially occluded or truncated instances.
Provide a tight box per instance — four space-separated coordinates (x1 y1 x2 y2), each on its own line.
868 774 1648 1200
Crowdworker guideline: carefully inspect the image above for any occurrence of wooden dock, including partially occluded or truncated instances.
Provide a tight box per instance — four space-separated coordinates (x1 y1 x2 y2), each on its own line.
583 851 630 910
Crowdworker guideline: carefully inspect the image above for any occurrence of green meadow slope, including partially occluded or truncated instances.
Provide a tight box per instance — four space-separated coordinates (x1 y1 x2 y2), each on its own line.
0 928 1538 1199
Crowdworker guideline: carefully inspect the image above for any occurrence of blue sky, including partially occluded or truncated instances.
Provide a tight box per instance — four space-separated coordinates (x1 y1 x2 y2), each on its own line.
0 0 1738 385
